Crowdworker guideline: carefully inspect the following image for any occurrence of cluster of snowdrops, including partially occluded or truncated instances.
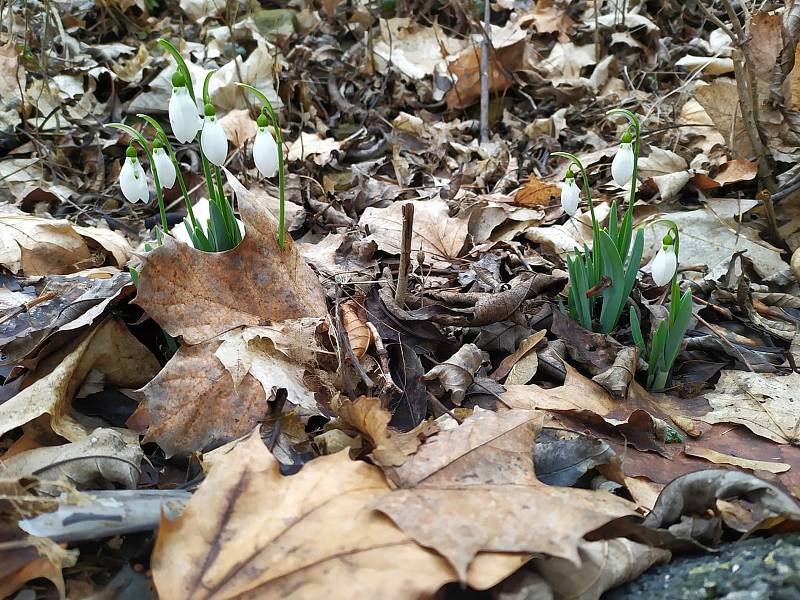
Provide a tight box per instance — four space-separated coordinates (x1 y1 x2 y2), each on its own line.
110 42 690 392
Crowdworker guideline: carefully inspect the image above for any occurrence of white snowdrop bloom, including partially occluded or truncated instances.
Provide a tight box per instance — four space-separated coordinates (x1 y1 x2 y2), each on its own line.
152 146 176 189
200 112 228 166
169 86 202 144
652 244 678 286
611 138 635 186
253 123 278 178
560 173 580 216
119 148 148 203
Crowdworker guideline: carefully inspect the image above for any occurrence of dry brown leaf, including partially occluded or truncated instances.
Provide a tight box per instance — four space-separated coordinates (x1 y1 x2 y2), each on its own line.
218 108 257 147
0 536 77 600
72 225 133 267
339 299 371 359
514 177 561 208
0 214 92 276
128 337 268 457
1 427 142 487
360 199 469 264
134 189 327 345
214 320 331 416
375 409 638 580
385 408 543 488
695 79 753 157
445 23 526 110
421 343 483 405
0 319 159 442
333 395 437 466
491 330 546 381
151 429 459 599
700 370 800 444
684 445 791 474
285 132 342 166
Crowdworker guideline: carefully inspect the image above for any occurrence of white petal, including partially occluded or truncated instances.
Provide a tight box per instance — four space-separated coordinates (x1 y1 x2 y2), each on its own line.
201 118 228 166
120 157 148 203
222 166 248 204
253 127 279 178
560 179 580 216
611 143 635 186
132 161 149 202
652 247 677 286
169 87 202 144
152 148 176 189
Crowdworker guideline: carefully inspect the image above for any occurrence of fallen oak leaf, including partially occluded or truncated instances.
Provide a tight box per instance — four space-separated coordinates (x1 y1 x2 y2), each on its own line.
339 298 371 359
151 429 459 600
134 190 327 345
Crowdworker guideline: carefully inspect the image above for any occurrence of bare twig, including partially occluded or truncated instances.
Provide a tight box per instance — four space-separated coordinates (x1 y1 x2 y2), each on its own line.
394 203 414 307
479 0 491 144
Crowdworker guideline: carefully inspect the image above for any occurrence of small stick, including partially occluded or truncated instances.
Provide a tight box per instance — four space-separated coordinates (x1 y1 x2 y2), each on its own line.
479 0 491 144
365 321 401 398
394 203 414 307
0 291 57 325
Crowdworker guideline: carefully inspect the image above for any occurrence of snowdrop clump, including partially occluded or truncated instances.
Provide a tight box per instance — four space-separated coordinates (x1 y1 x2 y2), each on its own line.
552 109 691 391
109 38 283 253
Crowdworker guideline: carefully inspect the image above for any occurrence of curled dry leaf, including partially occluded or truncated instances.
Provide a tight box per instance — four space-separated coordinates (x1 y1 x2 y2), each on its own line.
339 298 371 359
0 319 160 442
644 469 800 530
332 395 437 467
134 190 327 345
152 429 459 600
421 343 483 405
700 370 800 444
491 330 547 381
1 427 142 488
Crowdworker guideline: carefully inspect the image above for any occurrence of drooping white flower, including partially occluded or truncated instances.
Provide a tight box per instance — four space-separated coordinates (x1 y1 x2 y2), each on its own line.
652 242 678 286
169 85 202 144
119 147 148 203
560 171 580 216
200 105 227 166
253 116 278 178
611 133 635 186
152 146 176 189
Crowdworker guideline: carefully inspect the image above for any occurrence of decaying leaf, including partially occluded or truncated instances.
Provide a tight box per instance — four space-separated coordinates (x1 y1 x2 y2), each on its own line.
332 395 437 466
1 427 142 488
128 337 268 457
701 370 800 444
360 199 469 264
152 429 459 600
0 319 160 442
339 299 372 359
683 445 791 474
421 343 483 405
375 409 638 580
135 190 327 345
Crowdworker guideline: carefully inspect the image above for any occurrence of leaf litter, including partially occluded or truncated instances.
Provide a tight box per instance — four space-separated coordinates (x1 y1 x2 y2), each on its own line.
1 0 800 598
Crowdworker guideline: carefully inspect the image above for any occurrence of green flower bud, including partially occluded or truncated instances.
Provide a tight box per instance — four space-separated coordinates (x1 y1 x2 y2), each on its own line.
621 131 633 144
204 103 216 117
171 71 186 88
125 145 137 159
256 113 269 128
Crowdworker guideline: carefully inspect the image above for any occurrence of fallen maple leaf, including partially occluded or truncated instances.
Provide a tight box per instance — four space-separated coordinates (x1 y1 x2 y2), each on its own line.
134 190 327 345
151 429 459 600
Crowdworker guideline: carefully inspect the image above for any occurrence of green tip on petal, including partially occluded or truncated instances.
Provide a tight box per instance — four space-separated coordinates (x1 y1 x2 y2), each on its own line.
621 131 633 144
125 145 137 158
256 113 269 128
171 71 186 88
204 103 216 117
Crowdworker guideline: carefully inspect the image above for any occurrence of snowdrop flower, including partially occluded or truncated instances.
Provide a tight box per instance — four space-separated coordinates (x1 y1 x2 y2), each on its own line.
119 145 148 203
560 169 580 216
152 142 176 189
200 103 228 166
652 236 678 286
169 73 202 144
253 113 278 178
611 131 635 186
